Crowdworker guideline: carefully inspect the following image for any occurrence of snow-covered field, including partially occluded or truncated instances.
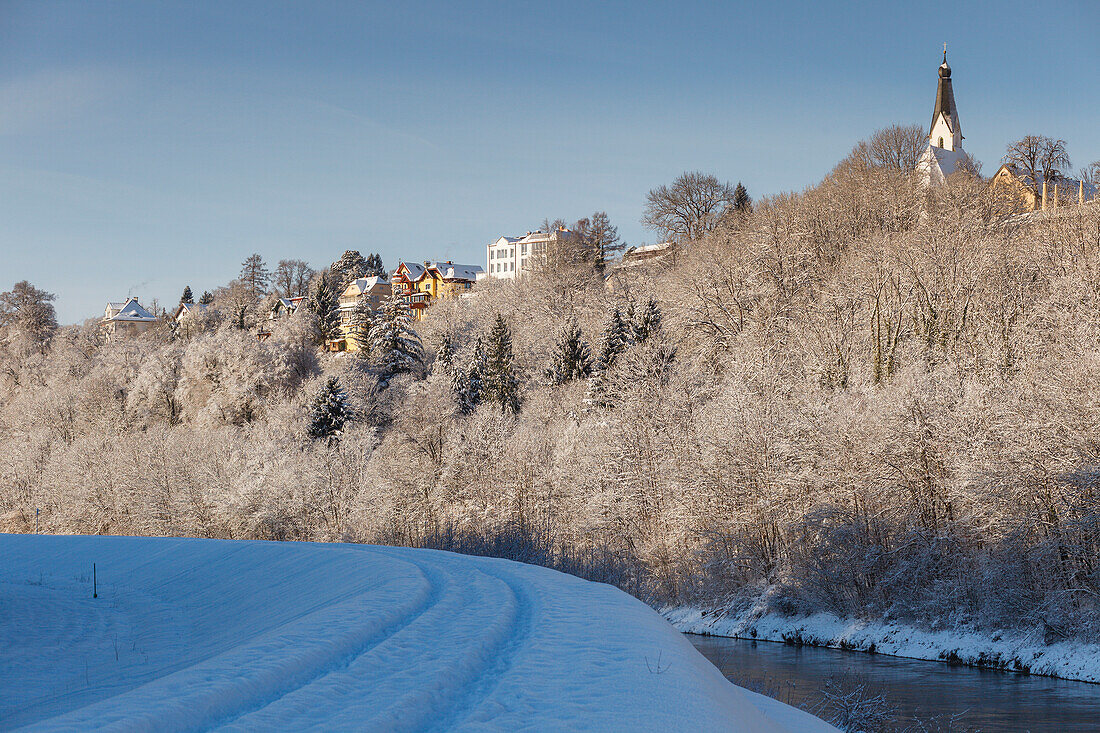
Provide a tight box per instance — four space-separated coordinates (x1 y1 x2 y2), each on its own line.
665 604 1100 684
1 535 834 731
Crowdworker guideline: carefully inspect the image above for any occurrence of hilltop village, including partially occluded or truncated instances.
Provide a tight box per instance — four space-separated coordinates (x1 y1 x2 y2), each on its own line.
4 52 1100 693
94 52 1098 354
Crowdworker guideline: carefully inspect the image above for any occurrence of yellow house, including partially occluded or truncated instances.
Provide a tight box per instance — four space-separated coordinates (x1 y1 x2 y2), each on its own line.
391 261 484 321
326 275 390 352
992 164 1097 212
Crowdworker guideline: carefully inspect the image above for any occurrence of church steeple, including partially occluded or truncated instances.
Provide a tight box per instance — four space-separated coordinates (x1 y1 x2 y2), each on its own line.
929 45 962 151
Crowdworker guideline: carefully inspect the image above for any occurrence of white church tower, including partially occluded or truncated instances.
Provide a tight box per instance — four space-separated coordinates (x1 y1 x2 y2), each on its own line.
917 47 968 185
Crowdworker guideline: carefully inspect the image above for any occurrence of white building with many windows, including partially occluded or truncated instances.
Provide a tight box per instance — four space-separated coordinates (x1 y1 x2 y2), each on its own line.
485 228 577 279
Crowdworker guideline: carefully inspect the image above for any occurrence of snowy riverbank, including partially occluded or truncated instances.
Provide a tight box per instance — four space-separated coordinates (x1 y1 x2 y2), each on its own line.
664 605 1100 684
1 534 834 731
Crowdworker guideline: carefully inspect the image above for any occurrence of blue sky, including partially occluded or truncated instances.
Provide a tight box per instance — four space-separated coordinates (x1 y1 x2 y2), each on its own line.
2 1 1098 324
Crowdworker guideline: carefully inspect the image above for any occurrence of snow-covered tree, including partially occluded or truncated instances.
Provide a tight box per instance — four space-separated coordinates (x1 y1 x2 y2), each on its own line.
308 376 353 440
199 290 215 305
0 280 58 351
483 314 520 413
368 294 423 379
435 332 456 375
595 306 631 369
347 298 374 353
631 297 662 343
330 250 369 288
305 273 341 343
180 286 194 304
453 337 485 415
545 318 592 385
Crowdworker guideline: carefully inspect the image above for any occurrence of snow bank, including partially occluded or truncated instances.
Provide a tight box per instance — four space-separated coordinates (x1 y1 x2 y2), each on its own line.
665 605 1100 684
1 535 834 731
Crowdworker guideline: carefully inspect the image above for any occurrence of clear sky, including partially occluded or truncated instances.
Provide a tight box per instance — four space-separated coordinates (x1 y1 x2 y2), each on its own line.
2 0 1098 324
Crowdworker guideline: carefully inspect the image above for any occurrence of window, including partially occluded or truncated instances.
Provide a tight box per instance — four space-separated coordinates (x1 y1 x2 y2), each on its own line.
937 136 944 147
521 244 527 255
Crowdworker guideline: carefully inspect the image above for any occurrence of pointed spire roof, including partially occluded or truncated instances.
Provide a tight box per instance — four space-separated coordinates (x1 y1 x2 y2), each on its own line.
930 46 961 138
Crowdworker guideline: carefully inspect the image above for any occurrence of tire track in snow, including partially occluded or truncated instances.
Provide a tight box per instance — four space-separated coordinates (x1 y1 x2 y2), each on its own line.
204 548 448 731
223 547 527 732
426 559 535 732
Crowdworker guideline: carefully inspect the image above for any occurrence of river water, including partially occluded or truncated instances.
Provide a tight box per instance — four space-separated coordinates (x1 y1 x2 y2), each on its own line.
689 634 1100 732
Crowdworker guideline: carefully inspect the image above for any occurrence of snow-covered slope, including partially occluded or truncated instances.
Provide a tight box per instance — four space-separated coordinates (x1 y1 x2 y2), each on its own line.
1 535 834 731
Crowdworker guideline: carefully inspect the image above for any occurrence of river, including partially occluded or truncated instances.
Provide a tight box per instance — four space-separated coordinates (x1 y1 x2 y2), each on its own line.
689 634 1100 732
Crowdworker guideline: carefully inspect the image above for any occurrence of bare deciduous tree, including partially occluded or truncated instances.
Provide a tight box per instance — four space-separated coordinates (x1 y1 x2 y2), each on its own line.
1003 135 1071 195
642 172 736 242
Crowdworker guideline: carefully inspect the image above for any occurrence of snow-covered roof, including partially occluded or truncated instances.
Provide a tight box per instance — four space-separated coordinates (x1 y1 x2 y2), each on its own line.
917 144 969 184
347 275 389 295
395 262 427 281
174 302 209 320
431 262 484 282
627 242 674 255
105 298 157 322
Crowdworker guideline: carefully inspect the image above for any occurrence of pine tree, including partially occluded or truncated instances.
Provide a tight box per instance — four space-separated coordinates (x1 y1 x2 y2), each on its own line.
596 306 631 369
239 254 270 299
348 298 374 352
365 253 386 278
545 318 592 385
632 297 662 343
453 337 485 415
308 376 353 440
306 274 341 342
733 182 752 213
330 250 369 288
199 291 215 305
368 294 424 378
180 286 194 304
483 314 520 413
435 332 456 375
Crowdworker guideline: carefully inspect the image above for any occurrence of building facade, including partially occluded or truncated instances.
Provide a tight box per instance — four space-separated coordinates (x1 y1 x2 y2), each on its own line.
102 297 158 340
391 261 483 320
486 228 577 279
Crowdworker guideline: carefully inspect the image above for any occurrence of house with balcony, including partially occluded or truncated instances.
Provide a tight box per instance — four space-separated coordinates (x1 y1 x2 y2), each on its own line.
391 261 483 320
326 275 390 351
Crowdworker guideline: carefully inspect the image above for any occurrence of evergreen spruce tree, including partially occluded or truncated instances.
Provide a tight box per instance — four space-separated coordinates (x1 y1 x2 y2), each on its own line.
348 298 374 352
308 376 353 440
483 314 520 413
596 306 631 369
330 250 369 288
198 291 215 305
435 332 456 375
545 318 592 385
632 297 663 343
180 286 194 304
453 337 485 414
306 274 342 342
365 253 386 278
733 182 752 213
368 294 424 378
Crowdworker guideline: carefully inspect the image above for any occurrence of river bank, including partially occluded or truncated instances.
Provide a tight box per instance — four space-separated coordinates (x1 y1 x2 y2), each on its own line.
664 605 1100 684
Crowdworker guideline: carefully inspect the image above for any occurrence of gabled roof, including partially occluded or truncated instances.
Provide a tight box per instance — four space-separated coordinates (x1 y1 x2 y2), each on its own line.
394 262 427 281
173 302 209 320
106 298 157 322
344 275 390 296
431 262 484 282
